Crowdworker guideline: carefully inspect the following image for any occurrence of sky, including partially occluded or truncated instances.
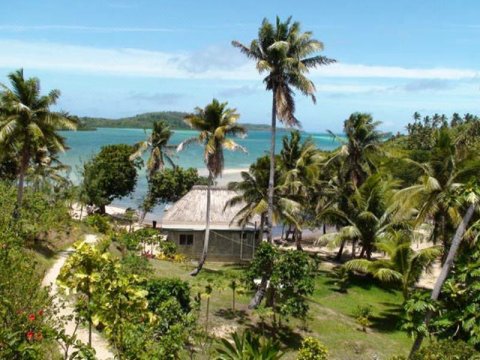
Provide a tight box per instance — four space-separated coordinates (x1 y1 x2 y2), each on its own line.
1 0 480 133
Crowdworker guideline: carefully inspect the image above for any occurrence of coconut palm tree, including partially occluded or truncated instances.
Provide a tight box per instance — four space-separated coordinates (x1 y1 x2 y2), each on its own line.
226 154 299 240
0 69 76 214
177 99 246 275
328 113 383 189
317 174 397 259
344 231 441 301
278 130 322 249
129 120 175 178
232 16 335 242
395 129 480 259
409 185 479 357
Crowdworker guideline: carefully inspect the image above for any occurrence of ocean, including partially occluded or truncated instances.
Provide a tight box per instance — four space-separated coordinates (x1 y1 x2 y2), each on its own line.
59 128 341 217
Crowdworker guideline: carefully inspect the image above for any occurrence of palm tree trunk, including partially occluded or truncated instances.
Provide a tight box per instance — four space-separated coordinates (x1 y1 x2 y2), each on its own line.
335 240 346 261
259 213 266 241
267 88 277 243
249 276 268 309
14 149 29 218
408 204 475 358
295 228 303 251
191 171 212 276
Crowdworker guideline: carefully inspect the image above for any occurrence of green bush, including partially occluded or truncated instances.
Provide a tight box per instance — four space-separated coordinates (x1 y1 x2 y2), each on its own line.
411 339 480 360
297 337 328 360
145 278 191 313
158 240 177 258
353 305 373 332
85 214 111 234
116 232 142 252
121 253 152 276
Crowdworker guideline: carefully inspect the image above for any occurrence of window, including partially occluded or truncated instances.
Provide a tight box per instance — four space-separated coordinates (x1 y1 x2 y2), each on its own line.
179 234 193 246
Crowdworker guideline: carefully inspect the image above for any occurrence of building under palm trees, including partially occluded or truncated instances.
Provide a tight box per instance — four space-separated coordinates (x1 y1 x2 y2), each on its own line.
161 186 261 261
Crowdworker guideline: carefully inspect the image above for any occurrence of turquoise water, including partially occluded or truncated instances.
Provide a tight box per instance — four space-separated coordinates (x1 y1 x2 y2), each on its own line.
59 128 341 211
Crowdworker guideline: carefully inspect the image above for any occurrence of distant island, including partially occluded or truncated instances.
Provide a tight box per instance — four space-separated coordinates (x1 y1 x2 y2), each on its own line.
76 111 277 131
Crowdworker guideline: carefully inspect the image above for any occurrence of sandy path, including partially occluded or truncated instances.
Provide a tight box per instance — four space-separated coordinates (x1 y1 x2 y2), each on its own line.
42 234 114 360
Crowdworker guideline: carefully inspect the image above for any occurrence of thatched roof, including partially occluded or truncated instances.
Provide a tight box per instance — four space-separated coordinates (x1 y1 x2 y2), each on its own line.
162 186 261 231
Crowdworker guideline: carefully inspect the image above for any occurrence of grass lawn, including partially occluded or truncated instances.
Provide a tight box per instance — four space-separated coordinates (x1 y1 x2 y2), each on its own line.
149 258 412 359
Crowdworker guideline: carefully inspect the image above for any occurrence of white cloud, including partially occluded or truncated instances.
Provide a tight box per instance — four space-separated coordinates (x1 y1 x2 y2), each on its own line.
0 39 479 82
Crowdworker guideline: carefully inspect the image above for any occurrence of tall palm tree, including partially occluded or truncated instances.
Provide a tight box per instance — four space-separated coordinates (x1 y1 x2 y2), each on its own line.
177 99 246 276
0 69 76 214
345 231 441 301
129 120 175 178
233 16 335 242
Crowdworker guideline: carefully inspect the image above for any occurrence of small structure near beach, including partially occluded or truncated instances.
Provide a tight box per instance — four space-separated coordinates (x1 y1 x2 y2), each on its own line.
161 186 261 261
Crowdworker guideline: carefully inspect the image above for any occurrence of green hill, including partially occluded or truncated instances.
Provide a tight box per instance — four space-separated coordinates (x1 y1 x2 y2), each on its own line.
79 112 272 131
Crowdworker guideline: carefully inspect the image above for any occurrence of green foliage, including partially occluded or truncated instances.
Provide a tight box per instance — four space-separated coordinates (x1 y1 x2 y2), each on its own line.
0 246 56 359
120 252 152 277
0 68 77 209
296 337 328 360
85 214 111 234
353 305 373 332
145 167 206 206
145 278 191 313
271 250 315 319
215 330 284 359
248 244 315 320
81 111 192 130
411 339 480 360
179 98 246 177
158 240 177 258
82 144 140 211
246 242 278 285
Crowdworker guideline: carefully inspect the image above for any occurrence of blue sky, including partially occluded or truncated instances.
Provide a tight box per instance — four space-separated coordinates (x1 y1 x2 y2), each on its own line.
1 0 480 132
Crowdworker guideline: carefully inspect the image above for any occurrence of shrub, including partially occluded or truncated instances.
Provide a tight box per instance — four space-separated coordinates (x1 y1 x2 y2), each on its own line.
297 337 328 360
158 240 177 258
117 232 142 252
145 278 191 313
410 339 480 360
215 330 284 359
121 253 152 276
353 305 373 332
85 214 111 234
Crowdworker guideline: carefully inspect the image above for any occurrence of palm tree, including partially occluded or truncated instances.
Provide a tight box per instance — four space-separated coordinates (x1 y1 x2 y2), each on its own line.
0 69 76 214
409 187 478 358
318 174 397 259
395 129 480 259
233 16 335 242
329 113 383 189
177 99 246 275
129 120 175 178
278 130 322 249
345 231 441 300
226 154 300 241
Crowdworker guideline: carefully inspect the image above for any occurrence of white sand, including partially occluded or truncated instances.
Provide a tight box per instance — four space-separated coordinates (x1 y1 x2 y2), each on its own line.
42 235 114 359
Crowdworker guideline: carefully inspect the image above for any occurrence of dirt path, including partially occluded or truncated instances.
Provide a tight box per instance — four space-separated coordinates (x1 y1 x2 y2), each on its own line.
42 234 114 360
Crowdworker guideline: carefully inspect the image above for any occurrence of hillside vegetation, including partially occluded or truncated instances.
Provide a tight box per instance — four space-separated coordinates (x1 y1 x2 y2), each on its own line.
79 111 272 131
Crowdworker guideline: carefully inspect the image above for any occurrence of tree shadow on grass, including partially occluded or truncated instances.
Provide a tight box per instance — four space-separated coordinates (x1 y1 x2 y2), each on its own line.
370 302 404 333
245 322 304 350
214 308 250 325
31 241 56 258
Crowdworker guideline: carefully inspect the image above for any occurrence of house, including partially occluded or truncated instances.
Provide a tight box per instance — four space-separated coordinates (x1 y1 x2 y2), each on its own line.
161 185 261 261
